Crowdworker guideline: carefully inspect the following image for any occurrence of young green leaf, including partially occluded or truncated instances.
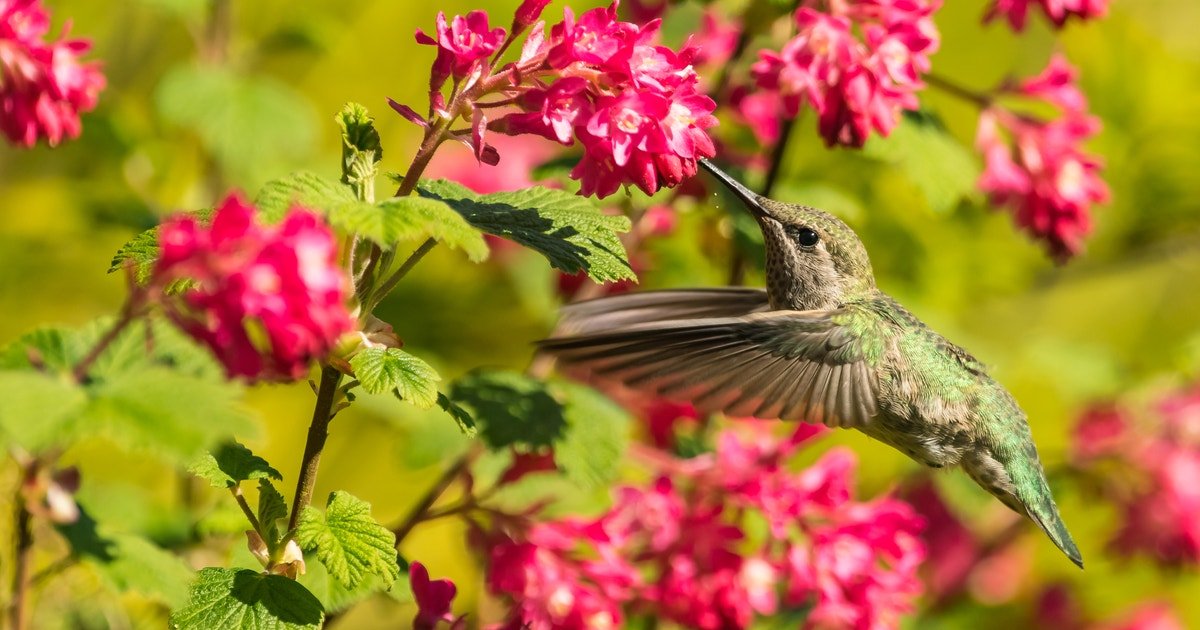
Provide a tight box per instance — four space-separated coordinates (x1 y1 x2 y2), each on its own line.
449 370 567 450
296 491 400 590
350 347 440 407
335 196 488 260
107 209 213 283
0 370 88 451
337 103 382 167
554 382 631 489
437 391 476 434
170 567 324 630
253 171 358 223
258 478 289 546
418 179 635 282
299 557 406 615
190 441 282 489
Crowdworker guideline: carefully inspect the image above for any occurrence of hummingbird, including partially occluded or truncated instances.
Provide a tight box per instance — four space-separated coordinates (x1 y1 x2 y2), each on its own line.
538 159 1083 568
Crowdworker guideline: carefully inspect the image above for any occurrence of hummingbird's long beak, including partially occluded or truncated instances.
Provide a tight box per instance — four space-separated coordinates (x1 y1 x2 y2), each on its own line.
698 158 772 220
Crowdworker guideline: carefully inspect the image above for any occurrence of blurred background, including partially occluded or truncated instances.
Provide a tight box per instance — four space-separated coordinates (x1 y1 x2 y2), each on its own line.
2 0 1199 628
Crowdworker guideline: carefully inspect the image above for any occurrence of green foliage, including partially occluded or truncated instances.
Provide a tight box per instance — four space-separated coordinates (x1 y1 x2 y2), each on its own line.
84 367 253 466
299 558 407 615
437 391 476 434
337 103 382 198
190 441 282 489
107 209 213 284
156 65 316 184
350 347 441 408
254 172 487 259
417 179 635 282
170 567 324 630
296 491 401 590
554 382 631 489
863 111 980 213
450 369 566 449
258 478 289 547
0 371 88 451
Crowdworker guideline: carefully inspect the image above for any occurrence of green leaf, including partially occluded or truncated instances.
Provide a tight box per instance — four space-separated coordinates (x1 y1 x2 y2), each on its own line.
418 179 635 282
253 171 357 224
335 196 488 260
190 441 282 489
258 479 289 546
170 567 324 630
555 382 631 489
296 491 400 590
299 556 405 615
156 65 317 184
0 371 88 451
84 368 254 466
108 209 213 283
350 347 440 407
0 327 74 371
863 110 980 213
437 391 476 434
449 370 566 450
337 103 382 200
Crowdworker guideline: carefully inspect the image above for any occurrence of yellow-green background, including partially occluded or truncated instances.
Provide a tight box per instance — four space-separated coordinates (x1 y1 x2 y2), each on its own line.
2 0 1198 627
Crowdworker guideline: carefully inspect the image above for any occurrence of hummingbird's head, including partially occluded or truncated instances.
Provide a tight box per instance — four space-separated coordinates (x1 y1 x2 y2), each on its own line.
699 159 876 310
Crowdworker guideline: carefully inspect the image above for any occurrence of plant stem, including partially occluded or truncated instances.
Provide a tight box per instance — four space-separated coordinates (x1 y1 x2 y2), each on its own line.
72 303 138 383
924 73 994 109
364 238 439 316
231 486 263 535
392 446 478 545
8 483 33 630
288 365 344 532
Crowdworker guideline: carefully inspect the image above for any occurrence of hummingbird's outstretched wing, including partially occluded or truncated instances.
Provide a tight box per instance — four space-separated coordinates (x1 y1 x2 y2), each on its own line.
539 309 878 428
554 288 772 336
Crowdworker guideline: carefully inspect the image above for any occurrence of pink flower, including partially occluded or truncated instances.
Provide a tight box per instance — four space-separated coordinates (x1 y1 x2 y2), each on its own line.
416 11 507 88
750 3 940 147
0 0 104 147
513 0 553 30
975 109 1108 259
547 3 638 69
1070 404 1130 463
985 0 1109 32
154 194 354 382
1019 54 1087 113
411 562 462 629
505 77 593 144
902 480 981 599
691 9 741 69
638 399 697 449
1099 604 1187 630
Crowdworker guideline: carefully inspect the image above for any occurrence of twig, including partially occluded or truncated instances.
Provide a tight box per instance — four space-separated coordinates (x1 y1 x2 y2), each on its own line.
924 73 994 109
230 486 263 536
364 238 439 315
8 481 33 630
392 446 479 545
72 298 139 384
287 365 344 532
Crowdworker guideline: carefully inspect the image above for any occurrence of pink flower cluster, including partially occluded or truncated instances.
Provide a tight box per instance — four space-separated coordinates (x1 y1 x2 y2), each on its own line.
1037 586 1184 630
976 55 1108 260
401 1 718 198
410 562 464 629
750 1 941 147
481 426 925 629
1070 386 1200 567
154 194 354 382
985 0 1109 32
0 0 104 147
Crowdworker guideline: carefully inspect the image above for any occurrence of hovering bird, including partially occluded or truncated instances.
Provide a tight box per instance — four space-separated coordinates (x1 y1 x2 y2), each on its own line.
539 159 1083 568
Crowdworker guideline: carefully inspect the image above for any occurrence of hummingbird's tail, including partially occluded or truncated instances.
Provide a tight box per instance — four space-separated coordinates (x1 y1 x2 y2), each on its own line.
964 446 1084 569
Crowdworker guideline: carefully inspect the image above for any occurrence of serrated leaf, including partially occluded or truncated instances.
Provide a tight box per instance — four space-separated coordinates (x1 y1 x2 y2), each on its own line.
555 382 630 489
83 368 254 466
335 196 488 260
108 209 213 283
253 171 357 223
170 567 324 630
350 347 440 407
0 327 73 371
0 371 88 451
296 491 400 590
190 441 281 489
156 65 317 184
337 102 382 165
437 391 476 434
418 179 634 282
299 556 405 615
863 111 979 213
449 370 566 450
258 478 288 546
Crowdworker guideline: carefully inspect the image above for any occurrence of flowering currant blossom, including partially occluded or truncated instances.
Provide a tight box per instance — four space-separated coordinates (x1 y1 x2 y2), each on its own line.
975 55 1108 259
410 562 463 629
0 0 105 147
1070 385 1200 567
399 2 718 199
153 194 354 382
751 2 940 147
479 426 925 629
985 0 1109 32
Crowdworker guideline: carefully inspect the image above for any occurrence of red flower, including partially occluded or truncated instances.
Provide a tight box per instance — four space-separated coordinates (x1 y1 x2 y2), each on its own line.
411 562 462 629
0 0 104 147
154 194 354 382
985 0 1109 32
416 11 507 88
506 77 593 144
1018 54 1087 113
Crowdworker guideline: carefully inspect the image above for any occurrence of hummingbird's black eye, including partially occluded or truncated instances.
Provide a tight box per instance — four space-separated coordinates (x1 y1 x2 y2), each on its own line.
793 227 820 248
